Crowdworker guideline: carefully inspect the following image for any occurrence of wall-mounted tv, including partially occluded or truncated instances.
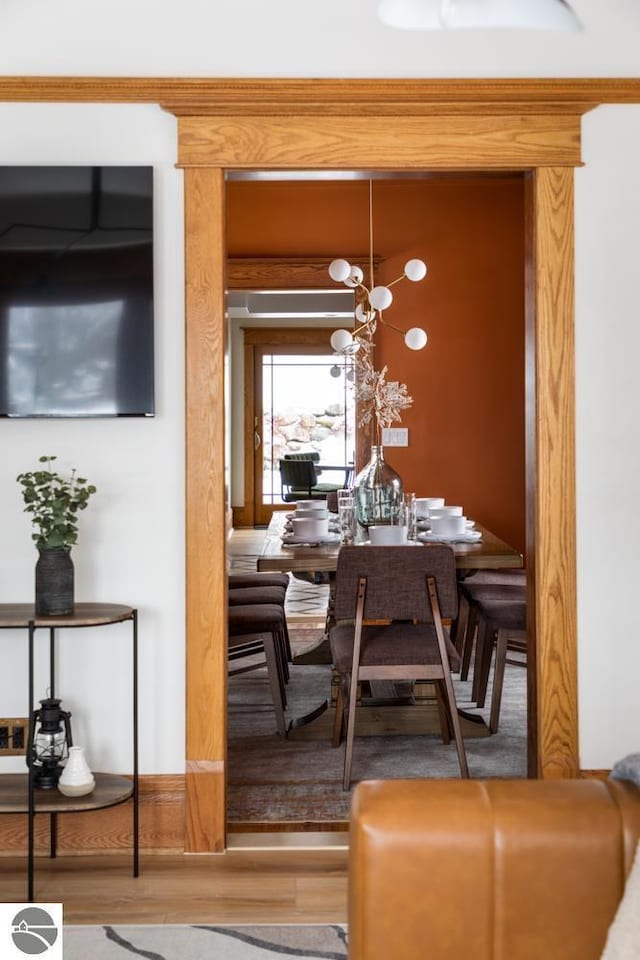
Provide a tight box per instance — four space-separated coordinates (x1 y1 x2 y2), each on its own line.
0 165 154 417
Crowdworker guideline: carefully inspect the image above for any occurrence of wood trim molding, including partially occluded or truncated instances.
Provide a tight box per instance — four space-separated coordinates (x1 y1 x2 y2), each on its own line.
0 776 185 854
227 258 376 290
1 77 640 114
184 167 228 852
178 115 582 169
530 166 579 778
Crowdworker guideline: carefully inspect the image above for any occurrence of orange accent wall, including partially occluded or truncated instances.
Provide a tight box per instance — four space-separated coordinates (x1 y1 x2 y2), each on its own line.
227 177 525 555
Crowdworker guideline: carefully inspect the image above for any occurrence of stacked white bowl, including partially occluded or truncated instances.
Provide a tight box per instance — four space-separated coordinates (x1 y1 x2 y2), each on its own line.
428 505 466 536
291 500 329 538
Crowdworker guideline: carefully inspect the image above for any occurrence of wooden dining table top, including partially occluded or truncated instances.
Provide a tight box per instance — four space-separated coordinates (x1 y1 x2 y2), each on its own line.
256 510 523 574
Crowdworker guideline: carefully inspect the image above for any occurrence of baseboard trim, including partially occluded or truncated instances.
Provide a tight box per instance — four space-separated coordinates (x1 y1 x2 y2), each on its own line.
0 774 185 856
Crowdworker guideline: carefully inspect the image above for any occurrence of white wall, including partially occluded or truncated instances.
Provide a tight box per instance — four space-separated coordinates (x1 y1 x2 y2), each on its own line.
0 104 185 774
0 0 639 77
575 105 640 768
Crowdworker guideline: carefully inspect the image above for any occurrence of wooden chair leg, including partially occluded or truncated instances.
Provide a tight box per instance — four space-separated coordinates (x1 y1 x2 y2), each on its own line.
461 604 478 682
489 629 521 734
440 667 469 778
454 592 469 658
263 634 288 737
434 681 452 744
332 680 345 748
472 619 491 705
343 672 359 790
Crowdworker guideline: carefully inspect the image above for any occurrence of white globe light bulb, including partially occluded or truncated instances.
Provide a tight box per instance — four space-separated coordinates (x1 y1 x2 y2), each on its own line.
329 259 351 283
345 265 364 288
369 286 393 311
404 258 427 282
330 328 354 352
355 302 374 323
404 327 428 350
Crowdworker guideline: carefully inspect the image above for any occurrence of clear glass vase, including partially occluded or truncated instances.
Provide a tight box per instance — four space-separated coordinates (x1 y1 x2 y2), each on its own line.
354 445 403 532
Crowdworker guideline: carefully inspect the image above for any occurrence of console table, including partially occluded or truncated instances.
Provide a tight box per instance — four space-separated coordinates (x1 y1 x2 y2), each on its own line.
0 603 139 901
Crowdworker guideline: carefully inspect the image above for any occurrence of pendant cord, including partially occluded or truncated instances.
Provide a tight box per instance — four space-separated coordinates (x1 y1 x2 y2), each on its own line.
369 178 374 291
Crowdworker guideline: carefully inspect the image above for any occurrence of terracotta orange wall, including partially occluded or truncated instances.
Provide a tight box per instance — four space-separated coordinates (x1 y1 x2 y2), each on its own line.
227 178 525 555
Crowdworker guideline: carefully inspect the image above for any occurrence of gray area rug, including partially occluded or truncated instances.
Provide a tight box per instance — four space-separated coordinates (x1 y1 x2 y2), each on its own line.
64 924 348 959
228 630 526 822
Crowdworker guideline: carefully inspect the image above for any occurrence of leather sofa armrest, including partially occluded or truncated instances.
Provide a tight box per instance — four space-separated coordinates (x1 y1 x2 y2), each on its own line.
349 778 640 960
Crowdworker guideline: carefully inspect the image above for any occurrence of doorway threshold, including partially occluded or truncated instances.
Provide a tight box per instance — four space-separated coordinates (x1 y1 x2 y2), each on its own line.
227 828 349 851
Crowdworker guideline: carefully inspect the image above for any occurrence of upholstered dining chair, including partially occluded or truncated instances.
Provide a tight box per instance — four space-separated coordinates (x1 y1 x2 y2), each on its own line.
329 544 469 789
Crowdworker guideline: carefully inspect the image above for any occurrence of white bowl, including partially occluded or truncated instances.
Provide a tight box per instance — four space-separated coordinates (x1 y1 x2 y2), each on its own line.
415 497 445 516
295 500 327 511
429 505 464 519
430 515 466 536
368 525 408 545
290 516 329 538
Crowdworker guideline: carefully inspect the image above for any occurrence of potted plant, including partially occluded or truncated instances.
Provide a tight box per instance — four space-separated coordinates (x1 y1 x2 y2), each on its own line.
17 455 97 616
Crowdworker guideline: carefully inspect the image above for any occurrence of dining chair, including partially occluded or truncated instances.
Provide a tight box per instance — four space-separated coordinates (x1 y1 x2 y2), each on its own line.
472 598 527 734
227 602 291 737
279 458 344 502
329 544 470 789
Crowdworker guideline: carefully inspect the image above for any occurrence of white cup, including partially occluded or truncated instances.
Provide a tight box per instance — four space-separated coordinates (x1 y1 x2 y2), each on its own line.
415 497 445 517
430 515 467 536
429 505 464 519
291 516 329 538
368 524 408 545
294 508 328 520
295 500 327 511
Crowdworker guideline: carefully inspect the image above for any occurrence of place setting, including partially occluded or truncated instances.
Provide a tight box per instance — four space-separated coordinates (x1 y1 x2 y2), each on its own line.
414 498 482 544
281 500 341 546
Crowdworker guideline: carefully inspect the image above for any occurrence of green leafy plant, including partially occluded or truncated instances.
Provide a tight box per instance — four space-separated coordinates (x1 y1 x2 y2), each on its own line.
17 455 97 550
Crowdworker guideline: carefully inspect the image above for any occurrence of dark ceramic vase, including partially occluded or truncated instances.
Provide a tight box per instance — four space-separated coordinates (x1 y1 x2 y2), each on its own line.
35 547 74 616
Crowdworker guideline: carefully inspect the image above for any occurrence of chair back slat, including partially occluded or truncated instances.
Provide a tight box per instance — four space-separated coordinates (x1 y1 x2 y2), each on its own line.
333 544 458 622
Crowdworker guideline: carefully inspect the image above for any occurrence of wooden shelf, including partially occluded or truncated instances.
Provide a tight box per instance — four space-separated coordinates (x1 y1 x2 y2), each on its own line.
0 773 133 815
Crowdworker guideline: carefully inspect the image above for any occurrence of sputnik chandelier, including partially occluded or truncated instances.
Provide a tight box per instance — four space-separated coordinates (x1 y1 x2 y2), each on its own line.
328 181 429 355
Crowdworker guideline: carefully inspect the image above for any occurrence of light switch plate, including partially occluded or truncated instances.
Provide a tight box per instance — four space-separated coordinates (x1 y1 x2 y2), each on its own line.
381 427 408 446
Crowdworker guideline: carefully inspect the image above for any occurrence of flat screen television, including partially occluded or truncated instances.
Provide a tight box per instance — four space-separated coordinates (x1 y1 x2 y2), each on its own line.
0 165 154 417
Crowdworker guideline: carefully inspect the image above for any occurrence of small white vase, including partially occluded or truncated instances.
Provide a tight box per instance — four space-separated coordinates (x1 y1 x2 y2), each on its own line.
58 746 96 797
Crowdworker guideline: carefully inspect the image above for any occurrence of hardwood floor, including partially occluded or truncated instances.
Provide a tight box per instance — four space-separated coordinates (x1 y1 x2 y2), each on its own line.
0 848 349 924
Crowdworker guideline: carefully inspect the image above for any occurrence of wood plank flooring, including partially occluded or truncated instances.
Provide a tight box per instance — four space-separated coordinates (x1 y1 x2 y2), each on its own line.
0 849 349 924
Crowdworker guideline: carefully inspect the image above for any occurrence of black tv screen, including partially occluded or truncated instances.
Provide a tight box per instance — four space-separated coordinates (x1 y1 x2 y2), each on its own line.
0 165 154 417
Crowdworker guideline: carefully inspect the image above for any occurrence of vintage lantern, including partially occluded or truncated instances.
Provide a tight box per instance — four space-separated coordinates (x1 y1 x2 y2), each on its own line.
28 697 73 789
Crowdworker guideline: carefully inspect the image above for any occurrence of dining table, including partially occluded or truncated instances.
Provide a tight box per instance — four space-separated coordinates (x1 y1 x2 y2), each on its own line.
257 509 524 575
255 509 524 739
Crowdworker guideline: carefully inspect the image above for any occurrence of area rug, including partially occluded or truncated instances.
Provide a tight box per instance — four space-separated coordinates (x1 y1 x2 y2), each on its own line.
227 627 527 822
63 924 348 959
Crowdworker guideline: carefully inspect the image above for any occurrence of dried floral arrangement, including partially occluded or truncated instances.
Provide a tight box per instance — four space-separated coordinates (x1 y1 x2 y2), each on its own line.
352 326 413 445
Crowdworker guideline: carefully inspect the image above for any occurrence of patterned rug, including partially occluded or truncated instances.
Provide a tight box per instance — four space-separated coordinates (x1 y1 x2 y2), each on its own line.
63 924 348 959
228 627 527 822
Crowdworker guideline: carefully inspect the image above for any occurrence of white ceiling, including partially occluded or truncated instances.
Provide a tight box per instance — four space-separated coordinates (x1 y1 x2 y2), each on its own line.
0 0 638 78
